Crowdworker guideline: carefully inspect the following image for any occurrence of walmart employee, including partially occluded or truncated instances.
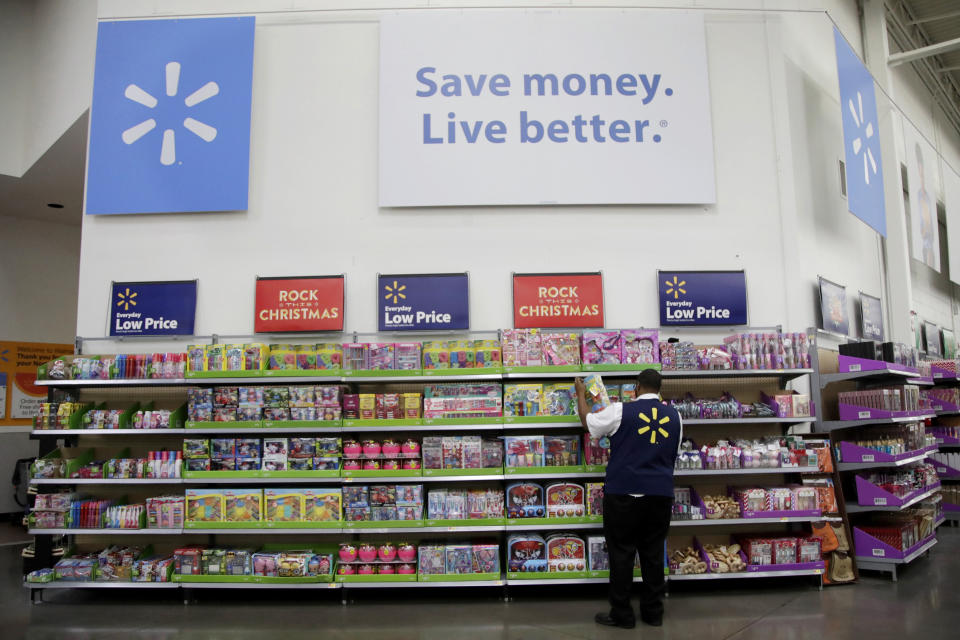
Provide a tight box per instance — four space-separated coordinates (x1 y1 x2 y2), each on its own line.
575 369 681 629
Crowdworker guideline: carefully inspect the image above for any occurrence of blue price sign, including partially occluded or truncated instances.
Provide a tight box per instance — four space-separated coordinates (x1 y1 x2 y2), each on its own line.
377 273 469 331
658 271 747 326
109 280 197 336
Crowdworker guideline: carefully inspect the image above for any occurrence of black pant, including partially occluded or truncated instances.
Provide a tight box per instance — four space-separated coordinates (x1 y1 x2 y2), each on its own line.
603 492 673 622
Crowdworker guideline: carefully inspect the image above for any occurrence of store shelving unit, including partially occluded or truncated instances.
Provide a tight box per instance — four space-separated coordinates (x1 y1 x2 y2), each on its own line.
26 330 834 597
929 365 960 527
812 349 940 581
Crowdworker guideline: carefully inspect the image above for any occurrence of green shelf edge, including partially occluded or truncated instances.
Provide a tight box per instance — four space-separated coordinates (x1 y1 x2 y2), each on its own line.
506 516 596 526
186 421 263 430
507 571 591 580
422 368 503 377
343 370 423 378
503 366 582 374
336 574 418 583
343 419 424 428
422 417 504 426
263 420 341 429
422 468 503 477
342 470 423 478
417 573 501 582
505 466 586 475
581 364 661 372
342 520 425 529
503 416 579 424
424 518 506 528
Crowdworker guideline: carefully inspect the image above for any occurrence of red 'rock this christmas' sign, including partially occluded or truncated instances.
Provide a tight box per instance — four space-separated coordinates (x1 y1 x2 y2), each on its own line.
254 275 344 332
512 273 604 328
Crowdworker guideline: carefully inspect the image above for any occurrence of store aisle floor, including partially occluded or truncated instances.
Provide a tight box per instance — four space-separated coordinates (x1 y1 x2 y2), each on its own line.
2 528 959 639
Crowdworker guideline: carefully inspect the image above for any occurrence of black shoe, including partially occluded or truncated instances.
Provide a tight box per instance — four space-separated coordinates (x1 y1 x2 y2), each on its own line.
595 613 636 629
640 613 663 627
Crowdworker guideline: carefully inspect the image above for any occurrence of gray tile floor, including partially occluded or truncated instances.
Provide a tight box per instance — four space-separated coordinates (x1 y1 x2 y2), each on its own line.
2 526 959 639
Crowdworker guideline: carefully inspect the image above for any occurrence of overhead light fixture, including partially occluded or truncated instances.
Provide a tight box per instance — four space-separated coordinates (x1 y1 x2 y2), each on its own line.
46 203 64 208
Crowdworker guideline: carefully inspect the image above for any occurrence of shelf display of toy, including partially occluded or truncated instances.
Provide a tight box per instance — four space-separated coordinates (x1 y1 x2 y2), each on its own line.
837 340 920 370
422 340 501 370
670 392 783 420
931 426 960 446
188 385 343 424
673 487 705 521
508 533 586 577
343 437 420 473
853 464 940 507
853 509 937 561
174 546 335 582
503 435 580 472
343 392 422 422
418 543 501 580
422 384 502 420
342 485 424 526
581 329 659 369
427 488 505 524
675 436 826 471
38 353 188 381
659 332 811 371
185 344 268 373
505 482 590 523
336 543 418 581
267 343 342 371
183 437 340 475
836 386 929 419
31 448 183 481
421 436 502 475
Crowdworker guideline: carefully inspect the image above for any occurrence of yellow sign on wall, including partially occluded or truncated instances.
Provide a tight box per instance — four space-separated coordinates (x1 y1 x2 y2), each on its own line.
0 341 73 426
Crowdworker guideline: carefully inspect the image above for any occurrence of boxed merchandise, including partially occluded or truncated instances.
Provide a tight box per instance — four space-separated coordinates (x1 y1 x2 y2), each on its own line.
223 489 262 522
586 483 604 516
546 533 586 572
418 545 446 575
588 536 609 571
303 489 342 522
622 329 660 364
265 489 303 522
541 333 581 366
422 341 449 369
545 482 585 518
544 383 576 416
186 490 224 522
507 534 547 573
584 436 610 467
582 331 622 365
473 544 500 574
343 344 369 370
544 435 580 466
174 547 206 576
475 340 502 368
506 482 545 518
448 341 476 368
583 374 610 413
504 435 544 468
445 545 474 574
504 384 543 417
502 329 542 367
368 343 395 370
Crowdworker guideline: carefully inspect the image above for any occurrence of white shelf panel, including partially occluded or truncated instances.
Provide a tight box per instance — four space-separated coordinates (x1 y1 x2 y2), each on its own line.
31 430 186 436
31 478 184 485
502 472 606 480
817 415 936 431
340 425 502 433
820 370 920 386
846 486 942 512
181 582 342 589
29 528 180 535
668 569 822 581
345 579 505 588
24 581 179 589
185 528 342 535
35 378 190 387
505 523 602 531
684 417 816 425
670 516 841 526
185 477 344 485
185 428 343 434
663 369 812 379
674 467 823 477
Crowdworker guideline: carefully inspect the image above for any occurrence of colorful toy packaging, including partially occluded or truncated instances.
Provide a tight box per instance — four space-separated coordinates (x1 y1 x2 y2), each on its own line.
545 482 585 517
544 435 580 466
186 490 224 523
506 482 545 518
303 489 342 522
504 384 543 417
507 534 547 573
621 329 660 364
586 483 604 516
265 488 303 522
504 436 544 468
583 374 611 413
541 333 581 366
223 489 262 522
582 331 622 365
422 383 503 419
544 383 576 416
546 534 586 572
502 329 542 367
584 435 611 467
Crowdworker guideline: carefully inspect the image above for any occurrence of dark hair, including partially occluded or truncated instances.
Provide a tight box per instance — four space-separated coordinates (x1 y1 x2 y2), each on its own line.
636 369 662 393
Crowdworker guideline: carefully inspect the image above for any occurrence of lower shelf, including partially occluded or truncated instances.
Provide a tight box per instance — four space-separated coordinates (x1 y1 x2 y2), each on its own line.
855 537 937 566
668 568 823 580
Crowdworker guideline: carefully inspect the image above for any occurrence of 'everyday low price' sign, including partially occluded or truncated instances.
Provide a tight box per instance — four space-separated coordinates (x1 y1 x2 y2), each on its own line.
378 273 469 331
110 280 197 336
658 271 747 326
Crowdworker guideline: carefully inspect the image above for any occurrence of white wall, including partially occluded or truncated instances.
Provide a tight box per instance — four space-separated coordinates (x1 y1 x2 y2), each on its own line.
0 0 96 178
78 4 853 343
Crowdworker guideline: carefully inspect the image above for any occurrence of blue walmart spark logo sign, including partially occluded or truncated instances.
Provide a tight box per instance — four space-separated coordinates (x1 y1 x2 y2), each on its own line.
378 274 469 331
86 17 255 215
659 270 747 326
110 281 197 337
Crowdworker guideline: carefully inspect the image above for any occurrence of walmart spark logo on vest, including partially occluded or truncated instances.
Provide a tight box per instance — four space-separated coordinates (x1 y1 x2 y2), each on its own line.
658 271 748 326
377 274 470 331
109 281 197 337
85 17 255 215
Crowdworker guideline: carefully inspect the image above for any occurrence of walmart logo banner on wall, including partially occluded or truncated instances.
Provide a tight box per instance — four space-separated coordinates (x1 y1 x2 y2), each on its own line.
658 271 747 326
109 281 197 336
834 27 886 236
378 274 469 331
85 17 255 215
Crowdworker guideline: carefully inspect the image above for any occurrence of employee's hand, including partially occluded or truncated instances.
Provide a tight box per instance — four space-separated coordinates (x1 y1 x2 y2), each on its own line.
574 377 586 397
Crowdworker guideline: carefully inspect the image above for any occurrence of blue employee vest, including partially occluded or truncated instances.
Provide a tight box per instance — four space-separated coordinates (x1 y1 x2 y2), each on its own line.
604 397 681 497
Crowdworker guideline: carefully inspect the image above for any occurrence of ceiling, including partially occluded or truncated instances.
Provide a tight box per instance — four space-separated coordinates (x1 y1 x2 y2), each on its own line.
887 0 960 138
0 111 87 226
